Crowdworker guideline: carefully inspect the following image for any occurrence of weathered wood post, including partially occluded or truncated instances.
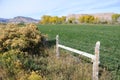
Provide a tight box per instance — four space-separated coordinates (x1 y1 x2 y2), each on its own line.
93 41 100 80
56 35 59 57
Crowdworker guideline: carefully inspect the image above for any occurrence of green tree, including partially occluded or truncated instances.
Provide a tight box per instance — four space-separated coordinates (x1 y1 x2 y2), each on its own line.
112 14 120 23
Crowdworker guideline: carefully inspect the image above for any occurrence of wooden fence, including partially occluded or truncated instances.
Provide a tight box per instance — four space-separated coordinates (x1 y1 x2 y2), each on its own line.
56 35 100 80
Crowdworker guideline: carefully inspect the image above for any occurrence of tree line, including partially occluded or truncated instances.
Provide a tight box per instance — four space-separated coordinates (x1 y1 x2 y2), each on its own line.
40 14 120 24
40 15 66 24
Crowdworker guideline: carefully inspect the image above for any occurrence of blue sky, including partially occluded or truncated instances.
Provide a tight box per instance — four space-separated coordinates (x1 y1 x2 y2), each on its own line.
0 0 120 19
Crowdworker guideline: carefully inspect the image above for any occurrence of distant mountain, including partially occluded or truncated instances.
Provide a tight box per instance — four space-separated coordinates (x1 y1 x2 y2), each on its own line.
0 18 9 23
8 16 39 23
0 16 39 23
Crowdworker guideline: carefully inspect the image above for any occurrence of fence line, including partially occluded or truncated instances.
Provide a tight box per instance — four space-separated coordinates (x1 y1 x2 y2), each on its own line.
56 35 100 80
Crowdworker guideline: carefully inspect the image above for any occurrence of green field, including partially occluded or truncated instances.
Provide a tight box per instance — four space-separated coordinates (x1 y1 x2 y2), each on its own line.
38 24 120 74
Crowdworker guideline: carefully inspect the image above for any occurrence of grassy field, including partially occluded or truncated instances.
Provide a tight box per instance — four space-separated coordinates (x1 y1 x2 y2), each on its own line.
38 24 120 78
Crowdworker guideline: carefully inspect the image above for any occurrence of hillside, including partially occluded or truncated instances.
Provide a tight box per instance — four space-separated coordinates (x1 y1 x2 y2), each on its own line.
0 16 39 23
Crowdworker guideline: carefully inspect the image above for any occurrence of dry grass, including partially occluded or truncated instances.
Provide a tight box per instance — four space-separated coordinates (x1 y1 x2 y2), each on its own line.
45 47 112 80
0 67 9 80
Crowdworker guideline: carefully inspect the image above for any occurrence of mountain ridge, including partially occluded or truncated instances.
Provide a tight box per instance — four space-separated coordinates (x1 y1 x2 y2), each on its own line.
0 16 39 23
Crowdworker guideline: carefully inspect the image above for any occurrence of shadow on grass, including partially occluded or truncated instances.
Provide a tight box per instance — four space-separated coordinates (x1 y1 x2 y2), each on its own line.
45 39 56 48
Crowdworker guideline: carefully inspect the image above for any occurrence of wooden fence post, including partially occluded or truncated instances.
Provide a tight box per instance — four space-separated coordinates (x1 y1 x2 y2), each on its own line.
93 41 100 80
56 35 59 57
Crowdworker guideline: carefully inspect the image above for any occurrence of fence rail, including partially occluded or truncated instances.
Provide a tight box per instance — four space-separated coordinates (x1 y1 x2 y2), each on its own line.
56 35 100 80
58 44 95 59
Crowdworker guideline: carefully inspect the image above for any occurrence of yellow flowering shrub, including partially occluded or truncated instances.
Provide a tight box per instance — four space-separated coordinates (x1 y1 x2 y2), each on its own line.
0 24 47 56
0 24 48 79
28 71 43 80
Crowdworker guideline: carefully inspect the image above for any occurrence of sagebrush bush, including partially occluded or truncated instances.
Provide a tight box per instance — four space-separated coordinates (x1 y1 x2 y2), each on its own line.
0 24 47 56
0 24 48 79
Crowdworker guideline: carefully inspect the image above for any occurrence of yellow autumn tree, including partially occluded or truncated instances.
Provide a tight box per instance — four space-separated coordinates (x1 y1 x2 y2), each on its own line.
40 15 66 24
78 15 95 23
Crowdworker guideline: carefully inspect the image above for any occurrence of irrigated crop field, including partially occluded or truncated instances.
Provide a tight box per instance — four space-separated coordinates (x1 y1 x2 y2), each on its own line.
38 24 120 78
